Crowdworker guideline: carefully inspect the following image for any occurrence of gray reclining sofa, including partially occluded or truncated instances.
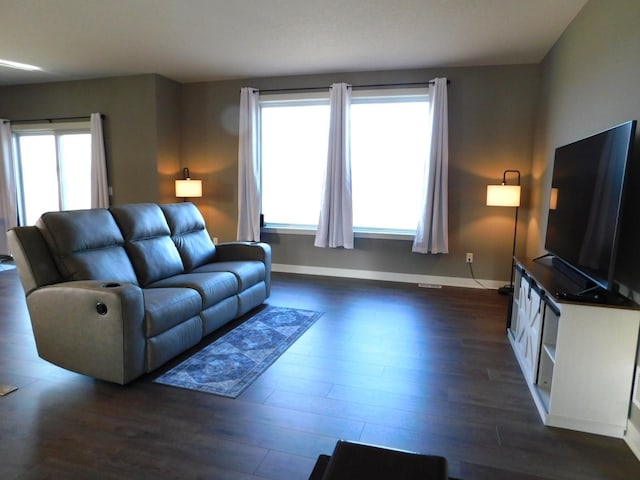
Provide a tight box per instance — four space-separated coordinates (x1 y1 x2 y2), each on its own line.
7 202 271 384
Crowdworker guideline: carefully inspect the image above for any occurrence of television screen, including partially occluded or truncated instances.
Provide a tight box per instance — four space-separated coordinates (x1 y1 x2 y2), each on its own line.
545 120 636 291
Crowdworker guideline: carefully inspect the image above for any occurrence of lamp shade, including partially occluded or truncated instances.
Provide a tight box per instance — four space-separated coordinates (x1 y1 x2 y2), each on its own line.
175 179 202 198
486 184 521 207
549 187 558 210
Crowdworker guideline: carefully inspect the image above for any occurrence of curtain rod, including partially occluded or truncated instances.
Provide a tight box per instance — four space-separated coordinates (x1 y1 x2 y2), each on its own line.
8 114 103 125
257 79 450 95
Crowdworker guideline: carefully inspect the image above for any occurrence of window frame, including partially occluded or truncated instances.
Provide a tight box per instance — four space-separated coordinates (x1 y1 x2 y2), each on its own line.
12 121 91 225
259 92 330 230
259 88 430 240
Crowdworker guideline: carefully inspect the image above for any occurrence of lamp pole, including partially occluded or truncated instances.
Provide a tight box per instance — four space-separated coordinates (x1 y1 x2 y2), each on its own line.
501 169 521 295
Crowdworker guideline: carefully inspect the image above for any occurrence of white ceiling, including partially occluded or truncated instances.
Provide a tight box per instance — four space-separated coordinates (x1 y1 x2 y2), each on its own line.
0 0 587 86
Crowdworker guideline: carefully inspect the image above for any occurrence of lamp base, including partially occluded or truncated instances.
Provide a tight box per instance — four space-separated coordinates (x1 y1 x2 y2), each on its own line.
498 285 514 296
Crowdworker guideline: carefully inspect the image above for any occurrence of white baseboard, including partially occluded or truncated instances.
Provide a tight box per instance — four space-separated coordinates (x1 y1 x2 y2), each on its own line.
625 419 640 461
271 263 504 290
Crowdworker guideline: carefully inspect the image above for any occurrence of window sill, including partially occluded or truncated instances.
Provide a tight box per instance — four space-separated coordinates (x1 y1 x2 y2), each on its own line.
261 225 415 241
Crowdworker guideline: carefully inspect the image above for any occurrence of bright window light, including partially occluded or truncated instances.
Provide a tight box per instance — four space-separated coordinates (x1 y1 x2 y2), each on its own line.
14 126 91 225
261 102 330 226
59 134 92 210
260 90 431 235
351 98 430 232
18 135 59 225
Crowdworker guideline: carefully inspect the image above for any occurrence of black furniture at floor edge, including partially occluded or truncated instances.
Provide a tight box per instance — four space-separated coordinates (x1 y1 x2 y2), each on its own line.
309 440 457 480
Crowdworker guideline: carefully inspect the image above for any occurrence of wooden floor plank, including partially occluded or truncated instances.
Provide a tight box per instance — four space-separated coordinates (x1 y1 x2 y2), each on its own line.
1 270 639 479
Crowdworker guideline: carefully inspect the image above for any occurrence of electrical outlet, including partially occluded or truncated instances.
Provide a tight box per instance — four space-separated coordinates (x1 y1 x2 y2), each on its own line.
466 252 474 263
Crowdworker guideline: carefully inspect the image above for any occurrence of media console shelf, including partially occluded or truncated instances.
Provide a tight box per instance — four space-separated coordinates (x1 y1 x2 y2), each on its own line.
509 257 640 438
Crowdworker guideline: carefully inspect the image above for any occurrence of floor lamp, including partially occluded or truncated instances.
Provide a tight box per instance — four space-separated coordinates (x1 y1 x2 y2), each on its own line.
486 169 521 295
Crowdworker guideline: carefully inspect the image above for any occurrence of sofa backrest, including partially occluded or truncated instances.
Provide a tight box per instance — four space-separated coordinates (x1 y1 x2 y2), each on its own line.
36 208 139 284
10 202 219 292
160 202 217 272
110 203 185 287
7 226 63 294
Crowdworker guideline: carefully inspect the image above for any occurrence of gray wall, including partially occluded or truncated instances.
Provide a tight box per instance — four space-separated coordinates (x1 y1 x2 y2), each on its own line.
0 66 539 284
181 65 540 282
155 76 183 204
527 0 640 258
528 0 640 436
0 74 181 205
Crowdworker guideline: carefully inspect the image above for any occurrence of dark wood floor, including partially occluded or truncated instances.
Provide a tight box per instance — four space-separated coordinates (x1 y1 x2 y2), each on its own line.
1 269 639 479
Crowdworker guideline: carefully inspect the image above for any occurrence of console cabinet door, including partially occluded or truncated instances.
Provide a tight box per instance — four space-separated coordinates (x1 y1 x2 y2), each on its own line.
514 278 543 383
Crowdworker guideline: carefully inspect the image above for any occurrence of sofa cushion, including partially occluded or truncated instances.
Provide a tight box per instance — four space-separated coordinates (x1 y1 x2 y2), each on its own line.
110 203 185 286
148 272 238 309
160 202 217 271
142 287 202 338
192 260 265 292
127 236 185 287
146 316 203 372
36 209 138 284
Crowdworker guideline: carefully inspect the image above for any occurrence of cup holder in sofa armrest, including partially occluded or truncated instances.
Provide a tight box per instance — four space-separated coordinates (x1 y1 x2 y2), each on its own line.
95 284 121 315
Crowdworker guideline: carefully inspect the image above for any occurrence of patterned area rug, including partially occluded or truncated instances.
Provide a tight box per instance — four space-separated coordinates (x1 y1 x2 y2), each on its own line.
154 306 323 398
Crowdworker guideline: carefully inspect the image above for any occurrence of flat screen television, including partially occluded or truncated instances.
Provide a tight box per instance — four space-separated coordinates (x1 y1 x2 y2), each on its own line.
544 120 637 293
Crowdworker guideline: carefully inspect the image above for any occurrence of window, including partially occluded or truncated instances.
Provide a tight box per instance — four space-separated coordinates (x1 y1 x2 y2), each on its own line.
12 122 91 225
261 96 329 228
350 93 430 232
260 89 430 235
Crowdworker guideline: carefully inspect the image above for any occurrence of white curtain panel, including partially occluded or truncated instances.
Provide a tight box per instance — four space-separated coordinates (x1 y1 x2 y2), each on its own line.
412 77 449 254
90 113 110 208
237 87 261 242
0 120 17 255
314 83 354 249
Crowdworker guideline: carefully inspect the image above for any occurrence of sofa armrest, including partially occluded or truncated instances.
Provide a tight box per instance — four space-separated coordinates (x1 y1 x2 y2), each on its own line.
26 280 146 384
215 242 271 265
215 242 272 297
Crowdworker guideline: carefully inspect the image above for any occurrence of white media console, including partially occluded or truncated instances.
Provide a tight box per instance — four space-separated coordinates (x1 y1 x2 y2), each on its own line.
508 257 640 437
